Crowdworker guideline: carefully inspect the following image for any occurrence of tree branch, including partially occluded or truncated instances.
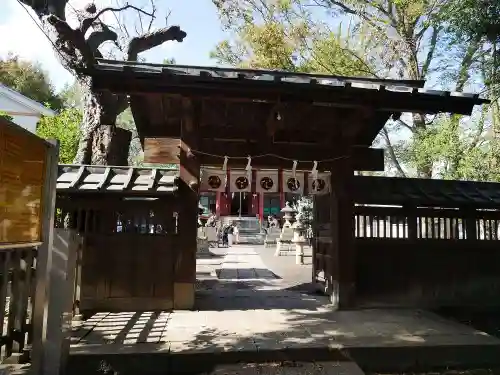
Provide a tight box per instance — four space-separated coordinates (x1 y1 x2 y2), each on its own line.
45 14 95 69
20 0 68 20
86 23 118 53
80 3 154 34
421 26 440 78
127 26 187 61
396 118 413 132
381 126 407 177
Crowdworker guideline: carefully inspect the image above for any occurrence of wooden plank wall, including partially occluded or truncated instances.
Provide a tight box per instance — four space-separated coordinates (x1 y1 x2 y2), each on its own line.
56 196 179 313
0 118 47 245
314 197 500 308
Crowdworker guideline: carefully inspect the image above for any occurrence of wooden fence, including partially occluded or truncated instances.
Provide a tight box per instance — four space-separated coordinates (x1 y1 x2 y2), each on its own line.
353 205 500 241
0 247 36 363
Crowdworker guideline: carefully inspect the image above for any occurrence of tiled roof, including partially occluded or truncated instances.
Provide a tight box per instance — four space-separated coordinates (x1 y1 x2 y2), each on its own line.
353 176 500 208
92 59 488 106
56 165 178 194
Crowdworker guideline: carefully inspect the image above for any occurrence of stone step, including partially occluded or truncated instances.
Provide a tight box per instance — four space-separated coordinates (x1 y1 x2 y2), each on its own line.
68 340 500 375
206 361 365 375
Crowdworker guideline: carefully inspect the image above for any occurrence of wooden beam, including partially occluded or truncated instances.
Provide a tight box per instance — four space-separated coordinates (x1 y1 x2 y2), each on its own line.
93 71 482 115
144 137 384 171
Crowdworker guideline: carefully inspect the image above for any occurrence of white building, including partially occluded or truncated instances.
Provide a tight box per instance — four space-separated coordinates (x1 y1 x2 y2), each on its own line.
0 83 55 133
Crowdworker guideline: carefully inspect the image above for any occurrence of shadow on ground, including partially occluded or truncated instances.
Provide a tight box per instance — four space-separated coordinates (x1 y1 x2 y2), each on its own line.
436 307 500 338
68 246 500 375
69 305 500 375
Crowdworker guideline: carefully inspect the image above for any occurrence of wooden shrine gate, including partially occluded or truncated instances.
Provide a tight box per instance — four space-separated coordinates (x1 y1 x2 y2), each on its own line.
55 165 196 314
86 59 486 309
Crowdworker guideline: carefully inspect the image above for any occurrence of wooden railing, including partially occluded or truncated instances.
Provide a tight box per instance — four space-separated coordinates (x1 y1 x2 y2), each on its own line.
0 246 37 364
354 205 500 241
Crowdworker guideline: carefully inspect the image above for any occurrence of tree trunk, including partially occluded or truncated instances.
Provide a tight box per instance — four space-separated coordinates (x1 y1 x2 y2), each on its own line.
73 78 131 166
413 113 433 178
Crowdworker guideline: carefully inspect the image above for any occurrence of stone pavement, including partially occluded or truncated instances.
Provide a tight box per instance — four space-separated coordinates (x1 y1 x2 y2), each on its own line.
195 245 326 310
69 245 500 374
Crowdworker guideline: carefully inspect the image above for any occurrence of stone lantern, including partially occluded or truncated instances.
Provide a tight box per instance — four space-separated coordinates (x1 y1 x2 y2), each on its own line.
274 202 297 257
197 203 209 254
292 218 307 265
280 202 296 228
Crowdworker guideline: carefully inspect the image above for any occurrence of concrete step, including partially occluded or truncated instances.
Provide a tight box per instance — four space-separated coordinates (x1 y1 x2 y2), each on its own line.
68 341 500 375
237 234 265 245
204 361 365 375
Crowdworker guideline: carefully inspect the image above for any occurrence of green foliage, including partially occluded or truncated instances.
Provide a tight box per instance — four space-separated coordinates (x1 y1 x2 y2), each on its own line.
0 111 13 122
59 81 84 110
36 109 81 164
440 0 500 43
163 58 177 64
211 1 377 76
0 54 63 110
292 196 313 239
212 0 497 181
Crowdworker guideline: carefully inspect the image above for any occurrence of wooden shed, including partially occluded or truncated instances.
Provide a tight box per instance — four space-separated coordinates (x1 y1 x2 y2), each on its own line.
55 165 196 313
314 175 500 308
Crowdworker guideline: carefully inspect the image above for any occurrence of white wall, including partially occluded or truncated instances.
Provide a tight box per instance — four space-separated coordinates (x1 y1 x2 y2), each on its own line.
0 94 42 133
8 114 39 133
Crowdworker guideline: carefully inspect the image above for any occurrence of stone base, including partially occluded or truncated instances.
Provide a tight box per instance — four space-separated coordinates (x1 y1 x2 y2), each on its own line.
197 237 210 254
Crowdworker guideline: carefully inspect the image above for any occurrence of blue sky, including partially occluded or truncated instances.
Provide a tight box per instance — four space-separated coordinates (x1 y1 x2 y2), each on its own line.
0 0 227 90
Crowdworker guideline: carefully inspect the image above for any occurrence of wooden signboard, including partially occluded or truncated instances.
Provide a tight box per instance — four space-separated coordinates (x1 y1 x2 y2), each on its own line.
0 118 48 245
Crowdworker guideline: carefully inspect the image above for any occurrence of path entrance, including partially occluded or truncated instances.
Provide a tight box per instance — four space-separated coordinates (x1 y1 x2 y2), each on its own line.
195 245 324 311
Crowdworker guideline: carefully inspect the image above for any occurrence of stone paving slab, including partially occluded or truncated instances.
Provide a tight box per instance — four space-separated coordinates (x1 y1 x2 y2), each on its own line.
71 308 500 351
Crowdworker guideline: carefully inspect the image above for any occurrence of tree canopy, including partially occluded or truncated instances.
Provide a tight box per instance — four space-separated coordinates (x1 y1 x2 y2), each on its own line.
0 54 62 110
36 108 81 164
212 0 498 181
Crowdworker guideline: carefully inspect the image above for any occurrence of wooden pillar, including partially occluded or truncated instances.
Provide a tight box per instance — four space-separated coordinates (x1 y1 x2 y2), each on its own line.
279 169 285 208
144 102 200 310
220 193 230 216
175 120 200 309
258 193 264 221
216 192 222 216
328 155 356 309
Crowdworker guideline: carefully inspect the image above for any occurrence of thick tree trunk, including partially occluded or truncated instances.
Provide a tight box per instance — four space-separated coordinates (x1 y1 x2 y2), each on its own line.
73 78 131 166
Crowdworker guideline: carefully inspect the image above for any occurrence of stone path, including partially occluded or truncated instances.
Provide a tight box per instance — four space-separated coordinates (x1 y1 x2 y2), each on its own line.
70 245 500 374
195 245 328 310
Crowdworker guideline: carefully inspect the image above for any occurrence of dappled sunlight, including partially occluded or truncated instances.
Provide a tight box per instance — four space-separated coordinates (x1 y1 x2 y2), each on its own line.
69 244 500 374
71 307 500 358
